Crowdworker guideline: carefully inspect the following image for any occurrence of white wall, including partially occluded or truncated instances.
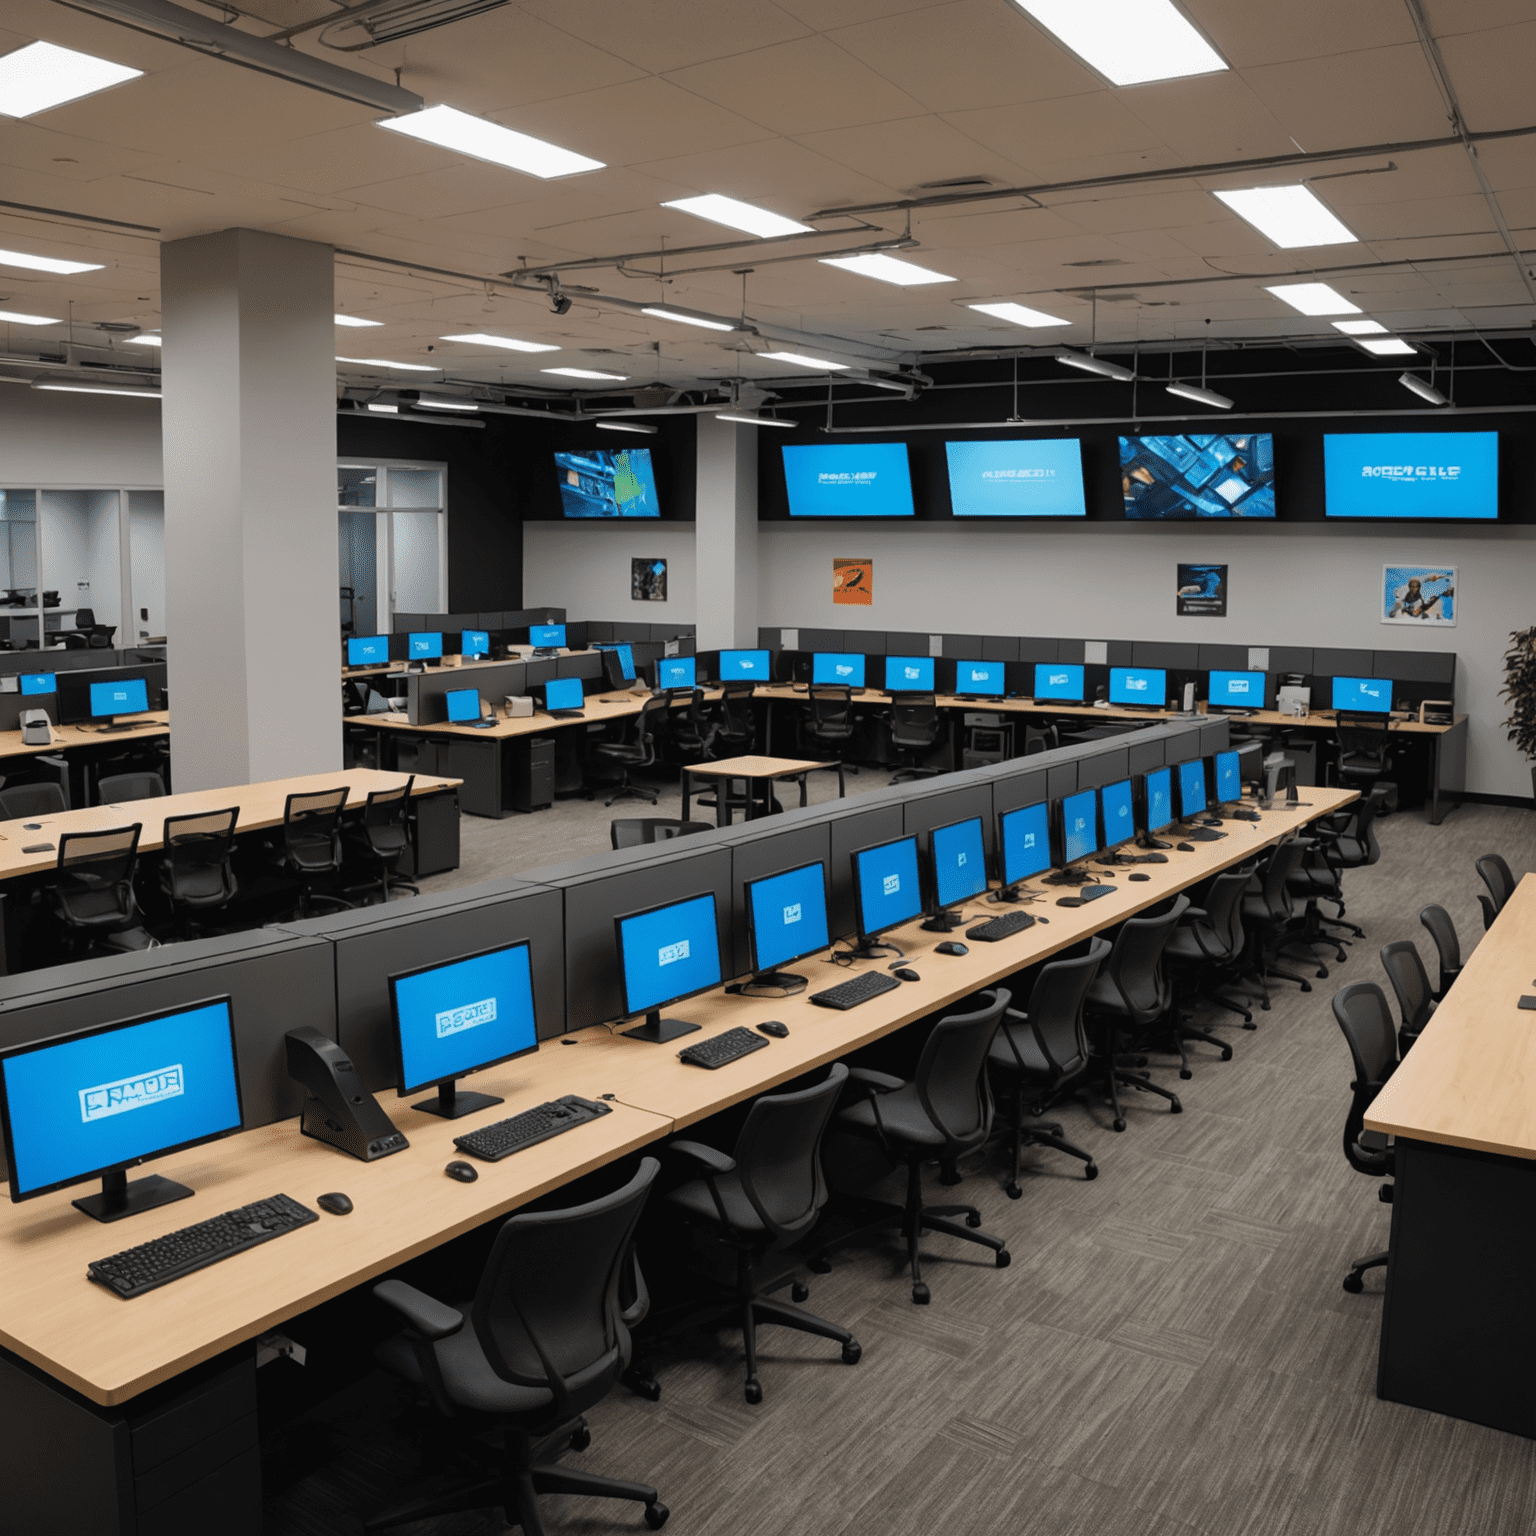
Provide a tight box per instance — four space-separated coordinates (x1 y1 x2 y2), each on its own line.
759 520 1536 799
523 521 697 623
0 384 161 486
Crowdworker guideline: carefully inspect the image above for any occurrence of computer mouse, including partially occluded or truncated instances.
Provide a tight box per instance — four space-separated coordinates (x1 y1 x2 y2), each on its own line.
893 967 922 982
316 1191 353 1216
1056 896 1084 908
445 1160 479 1183
1177 842 1196 853
935 941 969 957
1036 916 1050 924
1128 872 1151 882
757 1020 789 1038
22 822 40 831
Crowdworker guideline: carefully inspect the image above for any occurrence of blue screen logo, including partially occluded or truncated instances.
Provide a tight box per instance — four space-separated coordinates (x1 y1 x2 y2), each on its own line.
719 650 768 681
460 630 489 658
955 660 1003 696
782 444 915 517
657 656 696 690
1178 759 1207 818
618 895 721 1015
1109 668 1167 707
1214 751 1241 803
393 944 537 1094
748 863 830 973
813 653 865 686
409 632 443 660
945 439 1087 517
1325 432 1497 519
1101 780 1134 843
999 802 1051 885
932 818 987 908
885 656 934 692
1333 676 1391 713
855 837 922 937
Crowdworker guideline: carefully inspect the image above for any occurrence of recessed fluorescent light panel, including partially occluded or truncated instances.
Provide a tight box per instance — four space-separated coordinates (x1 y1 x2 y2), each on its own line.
379 104 603 179
335 314 383 328
1333 319 1387 335
1358 337 1416 356
1013 0 1227 86
760 351 850 371
440 332 560 352
1214 186 1356 248
661 194 813 239
0 309 60 326
821 254 954 286
1264 282 1361 317
336 356 440 371
542 367 628 380
0 41 142 118
126 333 161 345
0 247 101 275
968 301 1069 328
640 307 737 331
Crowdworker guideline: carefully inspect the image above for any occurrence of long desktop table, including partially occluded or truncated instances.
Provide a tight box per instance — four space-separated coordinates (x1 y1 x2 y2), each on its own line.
0 784 1354 1532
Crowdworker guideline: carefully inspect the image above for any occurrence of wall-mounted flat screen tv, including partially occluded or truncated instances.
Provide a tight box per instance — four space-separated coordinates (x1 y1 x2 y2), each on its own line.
782 443 914 517
1121 434 1276 519
944 438 1087 517
1323 432 1498 519
556 448 659 517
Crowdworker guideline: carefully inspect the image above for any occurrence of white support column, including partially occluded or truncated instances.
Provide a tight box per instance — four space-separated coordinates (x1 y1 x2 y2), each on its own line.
161 229 340 789
694 414 757 649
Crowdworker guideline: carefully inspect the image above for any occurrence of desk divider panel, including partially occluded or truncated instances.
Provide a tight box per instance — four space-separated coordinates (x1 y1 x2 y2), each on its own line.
1077 748 1132 790
883 632 928 657
1128 736 1171 776
1312 647 1374 679
1197 643 1249 671
991 767 1050 817
798 629 844 654
982 636 1021 662
1133 641 1199 670
1375 650 1456 685
902 782 999 858
557 652 605 681
407 660 528 725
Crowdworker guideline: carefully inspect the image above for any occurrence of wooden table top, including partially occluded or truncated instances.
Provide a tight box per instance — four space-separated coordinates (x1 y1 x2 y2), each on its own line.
367 688 718 741
1366 873 1536 1159
0 710 171 761
683 755 831 780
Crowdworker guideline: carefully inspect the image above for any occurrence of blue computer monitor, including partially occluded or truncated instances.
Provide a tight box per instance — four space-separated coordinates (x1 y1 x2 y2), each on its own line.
1033 663 1085 702
1142 767 1175 835
852 835 923 952
459 629 490 659
0 996 243 1222
445 687 481 724
718 649 770 682
348 635 389 666
541 676 584 712
1212 749 1242 806
656 656 696 691
812 652 865 687
1207 670 1266 710
408 632 443 661
745 862 830 986
19 672 55 696
1109 667 1167 707
929 816 988 926
598 642 636 681
388 940 538 1118
1100 779 1136 848
885 655 935 693
530 623 566 648
1059 788 1099 865
1333 676 1391 713
615 892 723 1042
90 677 149 720
1177 758 1208 819
952 660 1004 697
998 801 1052 892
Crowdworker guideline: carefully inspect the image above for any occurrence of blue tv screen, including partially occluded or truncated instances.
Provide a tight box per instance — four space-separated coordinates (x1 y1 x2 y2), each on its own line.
1121 433 1275 519
945 439 1087 517
556 448 659 518
782 444 914 517
1324 432 1498 519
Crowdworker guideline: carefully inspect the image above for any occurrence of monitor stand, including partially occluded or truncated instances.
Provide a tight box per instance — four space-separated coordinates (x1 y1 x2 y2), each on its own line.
921 908 969 933
1137 832 1172 851
842 935 902 961
1043 867 1092 886
987 884 1022 904
622 1010 702 1044
413 1079 504 1120
98 717 136 733
736 970 807 997
1097 849 1137 867
74 1167 194 1224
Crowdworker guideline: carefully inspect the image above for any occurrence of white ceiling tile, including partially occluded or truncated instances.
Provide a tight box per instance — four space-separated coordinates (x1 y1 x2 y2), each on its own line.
793 116 1034 195
942 93 1169 178
520 0 811 74
1239 46 1449 149
1185 0 1418 67
1435 21 1536 131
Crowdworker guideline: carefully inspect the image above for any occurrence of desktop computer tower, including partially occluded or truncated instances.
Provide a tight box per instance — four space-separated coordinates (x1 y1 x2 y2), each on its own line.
963 718 1012 769
510 736 555 813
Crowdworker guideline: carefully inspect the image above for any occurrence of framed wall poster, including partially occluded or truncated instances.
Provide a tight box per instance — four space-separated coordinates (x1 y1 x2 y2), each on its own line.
631 558 667 602
832 556 873 606
1383 565 1456 626
1176 563 1227 617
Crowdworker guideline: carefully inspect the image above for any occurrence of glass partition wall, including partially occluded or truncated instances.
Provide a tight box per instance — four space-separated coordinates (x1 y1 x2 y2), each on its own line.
338 460 447 639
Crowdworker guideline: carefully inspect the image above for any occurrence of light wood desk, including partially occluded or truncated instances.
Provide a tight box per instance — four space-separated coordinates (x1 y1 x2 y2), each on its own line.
0 710 170 763
680 753 841 824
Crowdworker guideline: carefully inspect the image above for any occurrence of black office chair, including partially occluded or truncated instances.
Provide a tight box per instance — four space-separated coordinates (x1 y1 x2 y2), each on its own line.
1333 712 1392 792
1084 897 1189 1130
73 607 115 648
96 771 166 805
831 989 1013 1304
887 693 942 784
666 687 716 763
653 1064 859 1403
342 778 419 905
1023 723 1059 756
610 817 711 850
1332 983 1399 1294
1238 838 1316 1006
802 685 856 762
1476 853 1516 931
988 938 1111 1195
279 786 354 918
159 808 239 936
51 824 155 953
368 1158 669 1534
1283 838 1351 972
590 695 665 807
0 781 67 819
1297 785 1386 943
1418 904 1463 1000
1379 939 1435 1056
711 681 756 755
1164 865 1259 1068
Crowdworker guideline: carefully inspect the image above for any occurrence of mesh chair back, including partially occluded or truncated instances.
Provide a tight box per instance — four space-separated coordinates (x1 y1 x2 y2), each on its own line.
163 808 239 905
1201 866 1253 959
1102 895 1189 1023
1418 904 1462 996
56 824 142 926
360 778 412 861
1331 982 1398 1174
283 787 348 875
914 988 1010 1151
1023 724 1058 756
889 695 941 750
0 782 67 819
1336 714 1391 772
717 681 755 745
630 695 667 762
75 607 95 628
668 688 714 757
1026 937 1110 1076
1380 940 1435 1037
1335 788 1384 868
807 686 853 741
610 818 711 850
1476 854 1516 915
1255 839 1308 922
735 1062 848 1239
97 772 166 804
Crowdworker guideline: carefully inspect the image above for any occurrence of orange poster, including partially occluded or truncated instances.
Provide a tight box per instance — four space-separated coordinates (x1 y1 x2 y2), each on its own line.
832 556 873 605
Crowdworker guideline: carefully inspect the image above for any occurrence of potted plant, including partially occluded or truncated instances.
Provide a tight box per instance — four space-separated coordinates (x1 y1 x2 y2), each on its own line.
1501 625 1536 799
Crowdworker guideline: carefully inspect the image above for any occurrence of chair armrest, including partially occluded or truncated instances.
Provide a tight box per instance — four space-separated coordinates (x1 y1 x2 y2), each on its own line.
847 1067 903 1093
374 1279 463 1341
1359 1129 1391 1153
667 1139 737 1176
1183 907 1208 921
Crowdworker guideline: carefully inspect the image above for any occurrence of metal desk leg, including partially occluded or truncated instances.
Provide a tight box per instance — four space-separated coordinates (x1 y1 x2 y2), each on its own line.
681 768 694 823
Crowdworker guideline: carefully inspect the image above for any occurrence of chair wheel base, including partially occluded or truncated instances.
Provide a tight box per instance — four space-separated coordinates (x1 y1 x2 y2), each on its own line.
1170 1098 1183 1114
569 1423 591 1452
791 1281 809 1302
622 1369 661 1402
1113 1118 1127 1132
965 1211 981 1229
1179 1069 1193 1081
995 1249 1011 1269
1084 1163 1099 1180
808 1256 832 1274
1005 1182 1022 1200
1221 1047 1233 1061
1342 1273 1365 1294
744 1380 763 1405
841 1341 862 1365
912 1283 930 1305
645 1500 670 1529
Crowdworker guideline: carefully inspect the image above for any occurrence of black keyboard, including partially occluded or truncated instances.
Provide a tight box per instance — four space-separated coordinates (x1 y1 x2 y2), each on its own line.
810 969 902 1011
679 1027 770 1069
89 1193 317 1299
455 1095 611 1161
967 910 1036 943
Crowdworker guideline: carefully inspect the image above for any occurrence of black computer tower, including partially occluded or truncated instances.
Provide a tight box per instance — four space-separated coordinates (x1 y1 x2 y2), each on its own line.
510 736 555 813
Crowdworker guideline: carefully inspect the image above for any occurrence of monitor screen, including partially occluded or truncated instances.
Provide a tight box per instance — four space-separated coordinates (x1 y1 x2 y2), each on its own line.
1208 670 1266 709
885 655 935 693
530 624 566 648
718 649 770 682
812 652 865 687
1109 667 1167 707
408 632 443 660
1101 779 1135 847
999 801 1051 886
853 835 923 939
19 672 55 696
389 941 538 1097
1061 789 1099 864
543 676 584 711
952 659 1004 697
1177 758 1207 819
1143 767 1175 833
459 629 490 658
656 656 696 690
598 642 636 681
1213 749 1242 804
931 817 988 910
90 677 149 718
444 688 481 724
1324 431 1498 520
746 862 830 975
1033 663 1085 702
1 998 242 1202
556 448 660 518
1333 676 1391 713
617 894 722 1016
944 438 1088 518
782 443 915 518
347 635 389 666
1121 433 1276 519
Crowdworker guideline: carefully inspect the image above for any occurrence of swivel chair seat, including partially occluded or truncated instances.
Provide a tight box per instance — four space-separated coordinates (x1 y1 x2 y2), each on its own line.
1163 866 1258 1068
51 824 156 954
342 776 419 905
590 695 665 807
886 693 942 783
159 808 239 936
278 786 354 918
1332 983 1400 1294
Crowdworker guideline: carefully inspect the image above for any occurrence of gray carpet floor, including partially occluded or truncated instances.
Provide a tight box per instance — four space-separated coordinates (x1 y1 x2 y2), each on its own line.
275 796 1536 1535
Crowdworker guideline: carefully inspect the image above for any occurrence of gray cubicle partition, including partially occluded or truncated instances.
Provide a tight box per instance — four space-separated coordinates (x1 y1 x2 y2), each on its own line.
406 660 527 724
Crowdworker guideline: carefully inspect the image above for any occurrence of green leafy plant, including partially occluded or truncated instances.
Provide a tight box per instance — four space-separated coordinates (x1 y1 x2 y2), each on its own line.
1501 625 1536 761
